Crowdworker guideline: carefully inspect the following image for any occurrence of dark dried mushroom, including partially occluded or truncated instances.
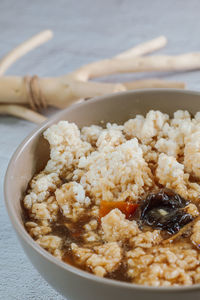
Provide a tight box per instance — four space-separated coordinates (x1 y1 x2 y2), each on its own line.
140 189 193 234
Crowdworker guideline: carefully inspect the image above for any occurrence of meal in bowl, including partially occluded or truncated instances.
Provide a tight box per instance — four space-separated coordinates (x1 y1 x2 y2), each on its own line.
23 110 200 287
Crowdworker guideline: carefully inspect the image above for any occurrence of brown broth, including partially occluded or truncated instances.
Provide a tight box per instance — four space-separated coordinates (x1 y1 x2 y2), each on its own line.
21 173 200 283
105 261 131 282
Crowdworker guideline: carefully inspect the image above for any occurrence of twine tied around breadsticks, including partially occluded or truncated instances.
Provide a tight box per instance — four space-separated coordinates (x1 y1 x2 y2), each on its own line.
1 30 200 123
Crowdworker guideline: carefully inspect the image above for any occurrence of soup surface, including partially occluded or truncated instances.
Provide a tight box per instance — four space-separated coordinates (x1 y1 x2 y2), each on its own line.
23 110 200 286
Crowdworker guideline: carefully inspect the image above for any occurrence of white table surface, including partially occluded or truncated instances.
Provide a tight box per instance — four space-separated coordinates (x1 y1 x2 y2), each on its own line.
1 0 200 299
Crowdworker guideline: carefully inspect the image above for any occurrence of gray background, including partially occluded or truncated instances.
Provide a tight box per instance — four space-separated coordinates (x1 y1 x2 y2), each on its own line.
1 0 200 299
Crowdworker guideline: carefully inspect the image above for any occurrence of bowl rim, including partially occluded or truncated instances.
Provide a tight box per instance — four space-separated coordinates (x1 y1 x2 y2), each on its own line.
4 88 200 292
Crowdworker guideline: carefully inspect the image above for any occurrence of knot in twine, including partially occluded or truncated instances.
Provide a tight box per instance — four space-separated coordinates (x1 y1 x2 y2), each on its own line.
24 75 47 110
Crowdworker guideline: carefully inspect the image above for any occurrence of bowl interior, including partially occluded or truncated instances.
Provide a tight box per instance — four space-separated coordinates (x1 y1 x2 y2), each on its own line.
4 89 200 290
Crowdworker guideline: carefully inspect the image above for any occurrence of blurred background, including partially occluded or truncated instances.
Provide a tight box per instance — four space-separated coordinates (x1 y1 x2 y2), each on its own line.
1 0 200 299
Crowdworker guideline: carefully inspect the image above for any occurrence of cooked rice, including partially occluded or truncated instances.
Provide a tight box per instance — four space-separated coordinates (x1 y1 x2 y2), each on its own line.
23 110 200 286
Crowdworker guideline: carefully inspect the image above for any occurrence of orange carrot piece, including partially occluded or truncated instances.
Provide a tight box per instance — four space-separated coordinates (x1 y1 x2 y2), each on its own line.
99 200 138 219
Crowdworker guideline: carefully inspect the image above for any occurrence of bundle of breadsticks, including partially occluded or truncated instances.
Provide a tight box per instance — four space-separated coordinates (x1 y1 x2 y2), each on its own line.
0 30 200 123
